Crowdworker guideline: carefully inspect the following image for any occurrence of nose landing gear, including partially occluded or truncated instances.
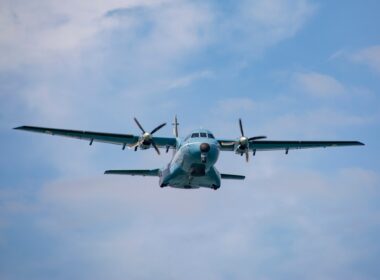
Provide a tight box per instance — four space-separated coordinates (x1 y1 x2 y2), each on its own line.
201 153 207 163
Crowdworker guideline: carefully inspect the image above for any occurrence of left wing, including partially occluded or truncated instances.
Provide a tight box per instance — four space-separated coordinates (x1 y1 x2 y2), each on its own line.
14 126 177 149
249 140 364 151
218 139 364 152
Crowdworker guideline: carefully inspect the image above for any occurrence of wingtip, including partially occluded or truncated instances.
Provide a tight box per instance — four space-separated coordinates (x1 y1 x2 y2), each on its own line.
13 126 25 130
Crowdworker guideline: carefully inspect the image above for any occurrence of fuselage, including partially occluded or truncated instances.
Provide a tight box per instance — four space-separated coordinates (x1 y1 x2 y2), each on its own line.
159 129 221 189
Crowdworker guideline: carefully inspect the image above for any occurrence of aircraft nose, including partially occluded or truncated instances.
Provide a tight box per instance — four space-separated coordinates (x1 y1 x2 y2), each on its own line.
200 143 210 153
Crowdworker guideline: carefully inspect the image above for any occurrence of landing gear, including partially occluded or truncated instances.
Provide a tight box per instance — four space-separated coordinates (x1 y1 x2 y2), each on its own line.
212 184 220 190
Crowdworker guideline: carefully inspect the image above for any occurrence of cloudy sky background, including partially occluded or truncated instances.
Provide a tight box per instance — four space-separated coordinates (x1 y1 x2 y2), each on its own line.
1 0 380 279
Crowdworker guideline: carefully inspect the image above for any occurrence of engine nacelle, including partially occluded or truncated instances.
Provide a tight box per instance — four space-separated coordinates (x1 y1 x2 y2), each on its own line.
234 145 247 155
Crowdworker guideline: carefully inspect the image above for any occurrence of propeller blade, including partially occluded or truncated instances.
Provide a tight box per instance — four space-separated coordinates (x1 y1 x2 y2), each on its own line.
245 150 249 162
150 122 167 134
151 141 161 155
239 118 244 137
248 136 267 141
134 117 146 133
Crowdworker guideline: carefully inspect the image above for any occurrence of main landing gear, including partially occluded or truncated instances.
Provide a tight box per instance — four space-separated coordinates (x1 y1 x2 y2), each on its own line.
212 184 220 191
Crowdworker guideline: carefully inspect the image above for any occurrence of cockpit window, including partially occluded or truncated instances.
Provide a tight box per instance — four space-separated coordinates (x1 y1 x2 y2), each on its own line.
200 132 207 138
191 133 199 138
207 133 215 139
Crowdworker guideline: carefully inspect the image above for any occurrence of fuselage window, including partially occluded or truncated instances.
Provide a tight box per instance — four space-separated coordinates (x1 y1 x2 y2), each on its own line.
207 133 215 139
200 132 207 138
191 133 199 138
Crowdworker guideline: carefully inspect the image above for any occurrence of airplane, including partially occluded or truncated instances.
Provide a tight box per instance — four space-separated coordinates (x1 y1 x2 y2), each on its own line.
14 117 364 190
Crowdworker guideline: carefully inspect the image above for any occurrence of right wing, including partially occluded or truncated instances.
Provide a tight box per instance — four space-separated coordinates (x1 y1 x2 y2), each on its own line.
220 173 245 180
14 125 177 148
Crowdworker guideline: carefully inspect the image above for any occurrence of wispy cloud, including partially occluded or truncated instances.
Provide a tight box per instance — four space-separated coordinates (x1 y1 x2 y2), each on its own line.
167 70 214 90
293 72 345 98
221 0 317 55
216 98 256 114
350 45 380 74
329 45 380 75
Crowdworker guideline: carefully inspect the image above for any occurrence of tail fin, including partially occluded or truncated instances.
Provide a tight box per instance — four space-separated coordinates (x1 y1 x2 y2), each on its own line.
221 173 245 180
105 169 160 177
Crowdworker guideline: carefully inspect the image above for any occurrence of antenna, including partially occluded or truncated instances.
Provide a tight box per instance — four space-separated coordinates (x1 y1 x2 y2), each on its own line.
172 115 179 137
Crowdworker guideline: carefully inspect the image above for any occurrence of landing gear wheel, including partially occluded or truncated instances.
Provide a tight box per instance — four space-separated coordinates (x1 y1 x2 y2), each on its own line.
212 185 220 190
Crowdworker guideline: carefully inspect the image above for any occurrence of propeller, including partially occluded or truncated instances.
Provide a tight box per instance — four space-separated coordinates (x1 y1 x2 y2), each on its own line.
237 118 267 162
132 117 167 155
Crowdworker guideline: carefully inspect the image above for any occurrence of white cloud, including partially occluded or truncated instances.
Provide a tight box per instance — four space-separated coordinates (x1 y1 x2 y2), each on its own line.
330 46 380 75
0 0 317 70
262 108 372 138
0 0 218 125
0 0 318 127
216 98 256 114
294 72 345 98
0 0 169 69
223 0 317 55
2 164 378 279
0 0 213 70
167 70 214 90
350 45 380 74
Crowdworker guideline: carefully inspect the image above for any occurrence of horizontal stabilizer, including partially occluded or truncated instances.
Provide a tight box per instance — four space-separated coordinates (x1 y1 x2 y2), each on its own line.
221 173 245 180
104 169 160 177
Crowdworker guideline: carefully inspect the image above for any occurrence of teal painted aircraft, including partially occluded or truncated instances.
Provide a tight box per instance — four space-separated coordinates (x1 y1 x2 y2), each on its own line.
14 117 364 190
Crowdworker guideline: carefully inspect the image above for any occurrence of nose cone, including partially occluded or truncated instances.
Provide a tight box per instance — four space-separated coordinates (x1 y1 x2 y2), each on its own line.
200 143 210 153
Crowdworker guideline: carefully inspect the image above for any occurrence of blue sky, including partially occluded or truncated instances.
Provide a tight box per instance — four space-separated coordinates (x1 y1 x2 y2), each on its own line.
1 0 380 279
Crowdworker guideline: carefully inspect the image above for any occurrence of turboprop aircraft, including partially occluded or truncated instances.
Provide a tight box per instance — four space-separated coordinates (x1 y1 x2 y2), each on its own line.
14 117 364 190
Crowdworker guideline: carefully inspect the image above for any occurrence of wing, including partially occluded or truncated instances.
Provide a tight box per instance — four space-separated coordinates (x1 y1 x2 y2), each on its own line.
14 126 177 148
250 140 364 151
218 139 364 152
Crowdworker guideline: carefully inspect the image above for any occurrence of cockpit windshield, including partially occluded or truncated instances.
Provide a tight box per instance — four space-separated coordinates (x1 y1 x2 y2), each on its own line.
189 132 215 139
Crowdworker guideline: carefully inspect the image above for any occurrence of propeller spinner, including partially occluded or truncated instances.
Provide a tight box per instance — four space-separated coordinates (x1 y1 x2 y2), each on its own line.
132 117 166 155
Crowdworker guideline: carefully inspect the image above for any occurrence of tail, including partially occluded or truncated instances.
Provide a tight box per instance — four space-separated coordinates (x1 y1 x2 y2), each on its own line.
220 173 245 180
104 169 160 176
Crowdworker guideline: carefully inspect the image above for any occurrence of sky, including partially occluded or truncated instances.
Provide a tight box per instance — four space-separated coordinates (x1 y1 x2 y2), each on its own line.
1 0 380 279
